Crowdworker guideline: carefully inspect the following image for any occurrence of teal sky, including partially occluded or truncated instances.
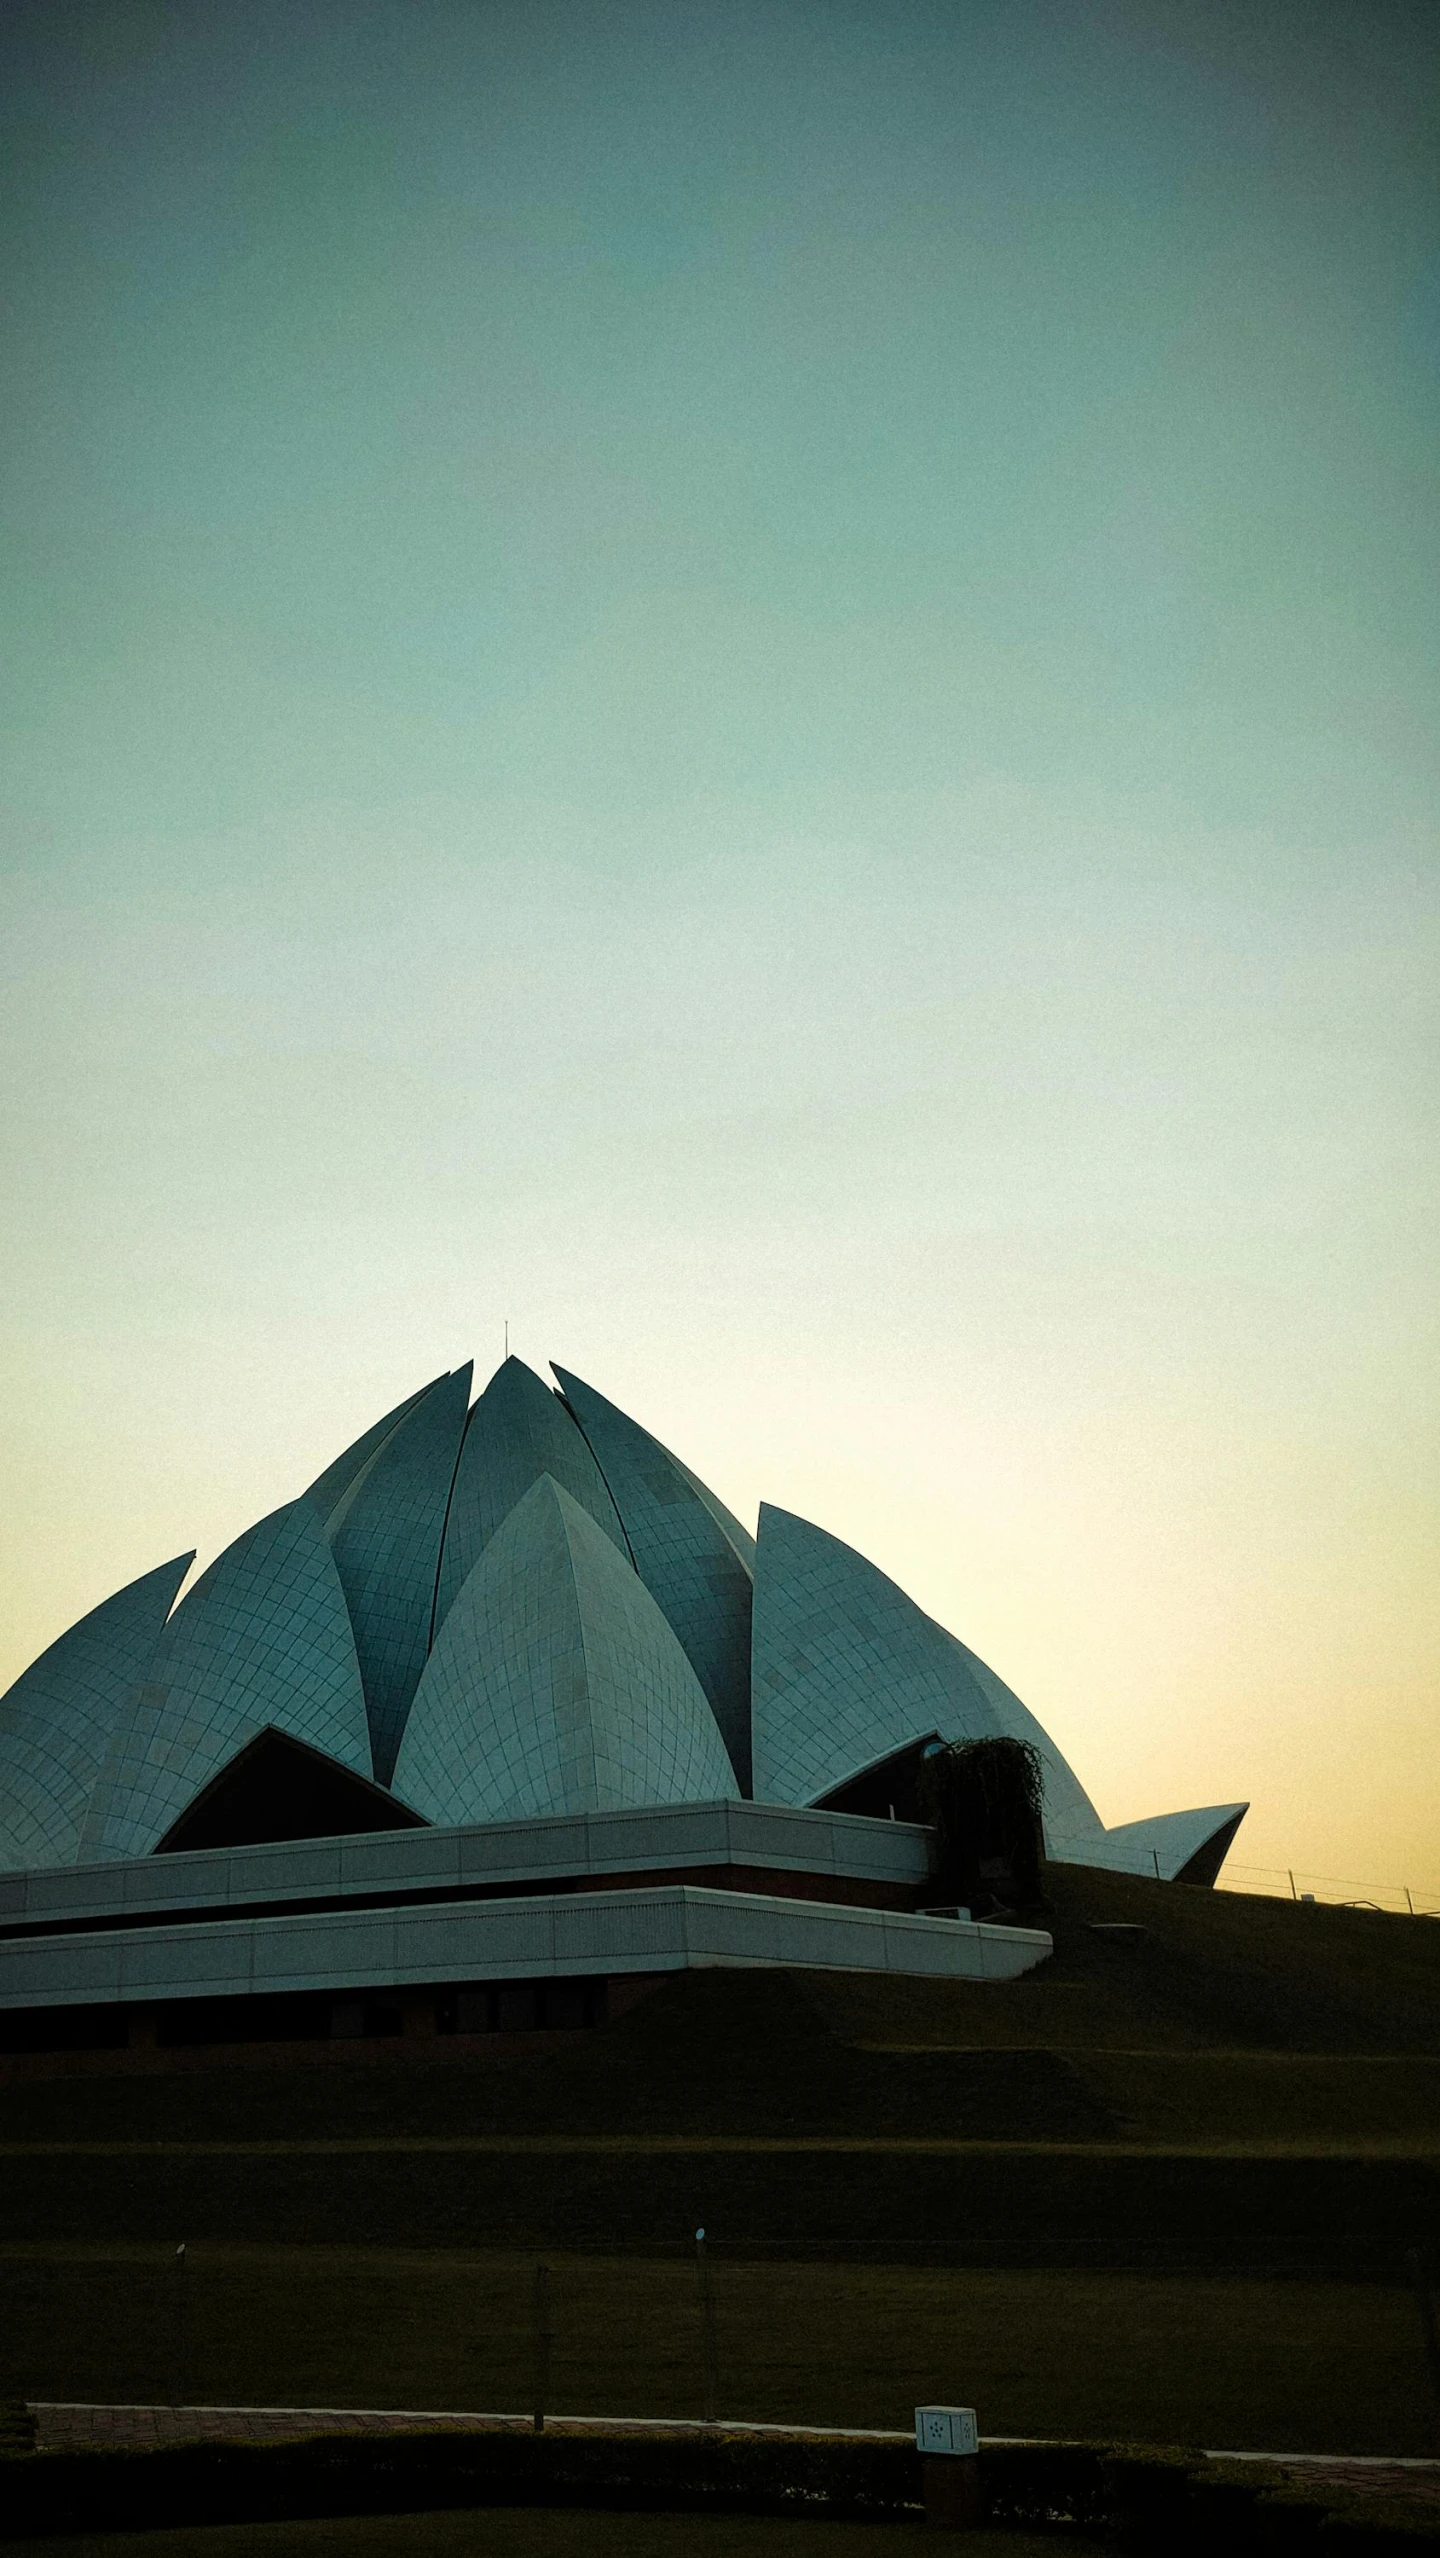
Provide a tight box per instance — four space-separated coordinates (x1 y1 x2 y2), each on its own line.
2 1 1436 1888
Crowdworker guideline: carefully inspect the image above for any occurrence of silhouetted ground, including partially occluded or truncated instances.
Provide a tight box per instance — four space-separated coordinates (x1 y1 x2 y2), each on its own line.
0 2513 1102 2558
2 1869 1436 2453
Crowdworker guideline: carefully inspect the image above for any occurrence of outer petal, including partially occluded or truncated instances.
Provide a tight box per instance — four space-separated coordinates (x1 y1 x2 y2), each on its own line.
303 1378 439 1525
942 1633 1105 1852
325 1366 472 1782
83 1500 372 1860
0 1554 192 1871
393 1474 738 1826
1072 1802 1249 1885
749 1502 1104 1850
434 1358 629 1632
551 1366 753 1794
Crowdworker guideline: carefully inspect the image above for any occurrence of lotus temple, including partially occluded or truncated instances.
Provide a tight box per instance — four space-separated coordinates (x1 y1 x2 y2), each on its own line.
0 1357 1246 2057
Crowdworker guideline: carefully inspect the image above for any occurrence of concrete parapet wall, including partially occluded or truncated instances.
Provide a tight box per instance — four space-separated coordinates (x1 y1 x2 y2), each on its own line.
0 1799 932 1934
0 1882 1050 2011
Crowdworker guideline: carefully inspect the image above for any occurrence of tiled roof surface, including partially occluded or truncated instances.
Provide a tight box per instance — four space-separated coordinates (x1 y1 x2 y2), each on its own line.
83 1501 371 1860
435 1358 629 1632
750 1501 1104 1848
326 1368 471 1782
552 1368 753 1795
394 1474 737 1826
0 1554 192 1869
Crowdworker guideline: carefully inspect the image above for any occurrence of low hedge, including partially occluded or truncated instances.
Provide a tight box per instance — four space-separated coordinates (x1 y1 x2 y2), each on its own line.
1100 2450 1440 2558
1 2425 1436 2549
1322 2507 1440 2553
1 2430 916 2540
981 2439 1108 2530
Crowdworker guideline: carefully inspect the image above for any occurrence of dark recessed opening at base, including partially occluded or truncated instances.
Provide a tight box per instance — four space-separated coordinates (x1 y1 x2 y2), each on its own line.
155 1977 606 2044
813 1734 941 1824
435 1978 601 2035
153 1729 428 1856
0 1977 610 2056
0 2002 127 2055
158 1991 339 2046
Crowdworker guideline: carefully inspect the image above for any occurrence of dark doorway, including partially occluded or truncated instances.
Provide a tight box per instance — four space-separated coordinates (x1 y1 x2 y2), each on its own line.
812 1734 942 1824
153 1728 428 1855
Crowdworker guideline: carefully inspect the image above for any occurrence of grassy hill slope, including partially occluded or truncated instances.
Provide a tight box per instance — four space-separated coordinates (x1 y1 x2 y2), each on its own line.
2 1869 1438 2450
0 1867 1435 2269
3 1861 1436 2147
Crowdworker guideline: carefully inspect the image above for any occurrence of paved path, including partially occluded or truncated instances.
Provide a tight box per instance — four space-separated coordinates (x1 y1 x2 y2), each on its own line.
1205 2449 1440 2507
30 2405 905 2451
28 2405 1440 2507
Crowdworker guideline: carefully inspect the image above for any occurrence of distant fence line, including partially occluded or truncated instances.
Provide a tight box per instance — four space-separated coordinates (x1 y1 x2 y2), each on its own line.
1060 1837 1440 1917
1218 1860 1440 1919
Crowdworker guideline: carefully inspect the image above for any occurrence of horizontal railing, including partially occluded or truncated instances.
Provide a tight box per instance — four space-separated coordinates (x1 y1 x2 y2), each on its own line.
1217 1860 1440 1917
1057 1838 1440 1914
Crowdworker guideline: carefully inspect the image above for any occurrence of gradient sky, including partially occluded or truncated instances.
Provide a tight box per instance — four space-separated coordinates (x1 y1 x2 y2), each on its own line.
2 1 1436 1891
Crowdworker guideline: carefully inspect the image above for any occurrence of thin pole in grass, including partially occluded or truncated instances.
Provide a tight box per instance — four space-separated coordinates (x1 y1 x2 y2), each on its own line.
1408 2247 1440 2443
173 2245 188 2409
532 2263 552 2434
695 2228 718 2426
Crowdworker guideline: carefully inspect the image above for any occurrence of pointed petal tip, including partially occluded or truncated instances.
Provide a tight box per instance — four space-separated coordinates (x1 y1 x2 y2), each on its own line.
478 1352 548 1395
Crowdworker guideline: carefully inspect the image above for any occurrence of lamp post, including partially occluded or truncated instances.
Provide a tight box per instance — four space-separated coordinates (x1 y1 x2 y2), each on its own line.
173 2245 189 2409
1408 2249 1440 2444
695 2229 718 2427
532 2263 551 2434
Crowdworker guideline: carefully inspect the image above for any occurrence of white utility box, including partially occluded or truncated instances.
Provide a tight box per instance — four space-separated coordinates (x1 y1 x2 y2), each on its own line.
914 2406 978 2458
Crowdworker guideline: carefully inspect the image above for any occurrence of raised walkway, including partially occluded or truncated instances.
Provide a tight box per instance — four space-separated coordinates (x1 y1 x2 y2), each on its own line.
27 2404 1440 2507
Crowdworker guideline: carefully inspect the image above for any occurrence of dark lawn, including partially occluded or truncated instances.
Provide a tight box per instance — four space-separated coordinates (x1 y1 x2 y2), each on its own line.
2 2512 1102 2558
4 2246 1436 2457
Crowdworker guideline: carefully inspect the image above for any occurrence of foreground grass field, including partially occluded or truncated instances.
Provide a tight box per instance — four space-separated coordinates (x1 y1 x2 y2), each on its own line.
3 2137 1433 2271
4 2244 1436 2455
4 2512 1101 2558
5 1874 1436 2463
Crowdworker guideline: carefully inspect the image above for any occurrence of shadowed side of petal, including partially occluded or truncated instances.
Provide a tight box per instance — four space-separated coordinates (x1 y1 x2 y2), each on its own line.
0 1554 193 1870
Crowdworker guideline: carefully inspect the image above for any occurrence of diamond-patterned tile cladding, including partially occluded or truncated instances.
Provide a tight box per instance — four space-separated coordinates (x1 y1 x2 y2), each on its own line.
749 1503 1104 1846
551 1368 753 1796
434 1358 629 1632
0 1556 193 1870
393 1475 738 1827
946 1630 1104 1849
303 1377 435 1525
325 1367 471 1784
81 1502 373 1862
0 1355 1240 1887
